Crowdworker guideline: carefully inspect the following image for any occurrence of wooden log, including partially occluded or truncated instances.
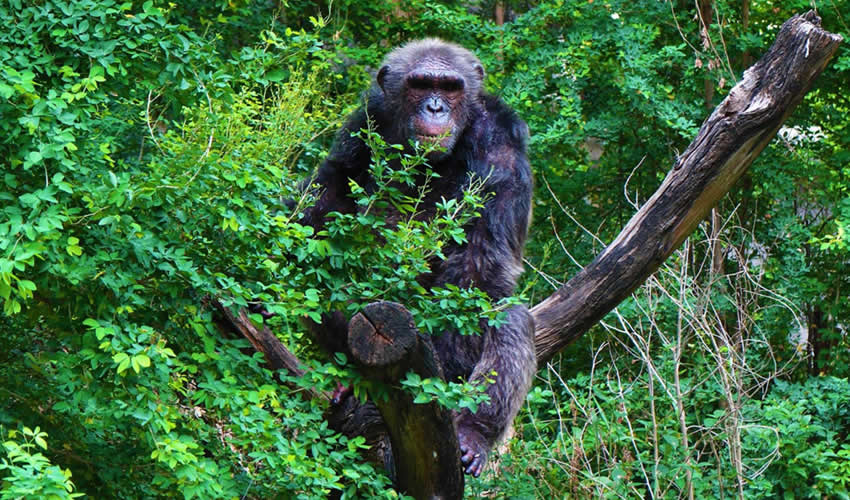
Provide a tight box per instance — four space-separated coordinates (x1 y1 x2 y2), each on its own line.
347 302 464 500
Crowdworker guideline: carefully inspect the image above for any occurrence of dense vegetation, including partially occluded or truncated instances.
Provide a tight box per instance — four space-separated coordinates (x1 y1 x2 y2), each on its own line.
1 1 848 498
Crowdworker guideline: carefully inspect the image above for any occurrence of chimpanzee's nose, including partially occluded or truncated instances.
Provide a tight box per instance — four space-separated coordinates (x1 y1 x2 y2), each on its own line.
426 98 445 114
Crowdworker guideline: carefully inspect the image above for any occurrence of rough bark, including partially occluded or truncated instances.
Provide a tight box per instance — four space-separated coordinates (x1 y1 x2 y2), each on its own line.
216 11 841 498
348 302 464 499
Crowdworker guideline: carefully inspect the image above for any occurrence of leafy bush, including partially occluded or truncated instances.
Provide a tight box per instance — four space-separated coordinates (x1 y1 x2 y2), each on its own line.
0 427 82 499
2 0 849 497
0 1 402 496
743 377 850 499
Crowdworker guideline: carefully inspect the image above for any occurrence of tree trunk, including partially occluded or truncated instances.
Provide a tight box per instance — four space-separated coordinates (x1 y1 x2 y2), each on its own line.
217 11 842 499
348 302 464 499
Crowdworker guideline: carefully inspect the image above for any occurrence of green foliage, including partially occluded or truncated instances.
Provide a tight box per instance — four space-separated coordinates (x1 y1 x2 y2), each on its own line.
0 427 82 499
0 1 401 497
2 0 849 497
743 377 850 499
401 373 491 414
0 2 513 497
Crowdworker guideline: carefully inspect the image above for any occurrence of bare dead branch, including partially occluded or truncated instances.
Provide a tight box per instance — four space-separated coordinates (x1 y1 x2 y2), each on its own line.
532 11 842 365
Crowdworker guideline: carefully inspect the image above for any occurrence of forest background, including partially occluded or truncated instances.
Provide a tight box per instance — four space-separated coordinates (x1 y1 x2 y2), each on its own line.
0 0 849 498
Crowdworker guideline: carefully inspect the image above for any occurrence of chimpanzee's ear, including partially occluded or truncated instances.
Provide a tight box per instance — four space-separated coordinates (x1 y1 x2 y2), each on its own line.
474 64 485 80
377 65 389 92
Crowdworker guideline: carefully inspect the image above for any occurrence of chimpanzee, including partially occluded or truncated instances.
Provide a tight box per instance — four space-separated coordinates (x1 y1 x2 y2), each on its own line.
301 38 536 477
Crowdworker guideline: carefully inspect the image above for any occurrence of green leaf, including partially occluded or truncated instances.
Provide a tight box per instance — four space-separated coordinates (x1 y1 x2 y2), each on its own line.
34 436 48 450
413 393 431 404
4 299 21 315
266 69 286 82
134 353 151 369
113 352 130 374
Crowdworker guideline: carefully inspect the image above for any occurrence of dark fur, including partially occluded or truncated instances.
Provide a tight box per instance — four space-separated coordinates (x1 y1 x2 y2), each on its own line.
303 39 536 477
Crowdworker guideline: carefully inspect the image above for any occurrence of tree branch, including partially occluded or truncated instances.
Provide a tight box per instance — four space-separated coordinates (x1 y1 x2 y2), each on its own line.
532 11 842 365
213 301 306 377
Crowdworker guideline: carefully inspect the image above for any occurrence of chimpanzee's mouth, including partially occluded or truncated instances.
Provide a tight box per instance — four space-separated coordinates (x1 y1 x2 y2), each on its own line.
416 134 443 142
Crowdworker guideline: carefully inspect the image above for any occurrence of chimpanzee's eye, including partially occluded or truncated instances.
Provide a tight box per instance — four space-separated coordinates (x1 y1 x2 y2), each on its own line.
439 78 465 92
407 76 432 90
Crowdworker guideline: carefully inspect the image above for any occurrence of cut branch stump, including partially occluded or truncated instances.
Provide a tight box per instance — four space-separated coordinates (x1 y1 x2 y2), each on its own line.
348 301 464 500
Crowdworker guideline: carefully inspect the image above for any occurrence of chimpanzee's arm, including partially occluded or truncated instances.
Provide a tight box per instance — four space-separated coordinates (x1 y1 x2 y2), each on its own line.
432 126 533 300
441 120 537 477
300 109 371 229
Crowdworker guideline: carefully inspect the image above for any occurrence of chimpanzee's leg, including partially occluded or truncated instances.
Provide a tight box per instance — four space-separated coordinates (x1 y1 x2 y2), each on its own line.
454 305 535 476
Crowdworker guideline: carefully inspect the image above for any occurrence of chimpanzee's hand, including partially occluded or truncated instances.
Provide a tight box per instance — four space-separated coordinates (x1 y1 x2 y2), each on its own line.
330 382 353 405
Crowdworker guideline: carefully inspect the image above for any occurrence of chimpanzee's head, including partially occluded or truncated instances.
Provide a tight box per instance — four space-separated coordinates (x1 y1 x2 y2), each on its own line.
377 39 485 158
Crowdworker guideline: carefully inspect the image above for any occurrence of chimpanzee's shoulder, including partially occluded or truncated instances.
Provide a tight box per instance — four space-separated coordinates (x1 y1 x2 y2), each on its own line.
479 94 529 150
